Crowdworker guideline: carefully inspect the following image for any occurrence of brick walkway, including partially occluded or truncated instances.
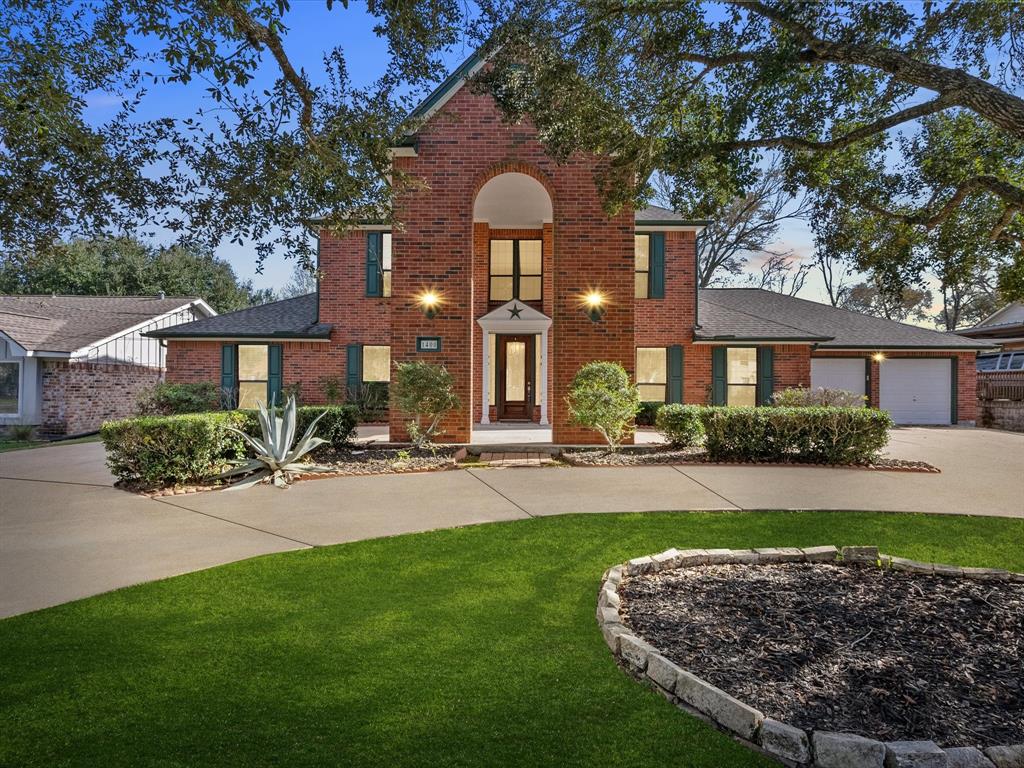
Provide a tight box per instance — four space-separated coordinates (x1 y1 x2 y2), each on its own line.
478 451 555 467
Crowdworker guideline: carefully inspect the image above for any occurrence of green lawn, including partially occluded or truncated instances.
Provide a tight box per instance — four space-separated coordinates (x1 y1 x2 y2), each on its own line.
2 511 1022 768
0 434 100 453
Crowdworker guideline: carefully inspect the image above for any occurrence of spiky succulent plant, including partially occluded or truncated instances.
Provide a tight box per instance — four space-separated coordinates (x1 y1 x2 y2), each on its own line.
217 395 332 489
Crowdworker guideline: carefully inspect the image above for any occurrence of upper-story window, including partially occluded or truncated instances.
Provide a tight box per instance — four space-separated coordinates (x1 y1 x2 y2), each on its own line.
366 232 392 298
490 239 542 302
635 233 665 299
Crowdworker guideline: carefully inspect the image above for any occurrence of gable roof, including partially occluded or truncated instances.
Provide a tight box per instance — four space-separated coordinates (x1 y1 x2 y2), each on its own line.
961 302 1024 334
697 289 995 349
0 295 209 354
146 293 331 340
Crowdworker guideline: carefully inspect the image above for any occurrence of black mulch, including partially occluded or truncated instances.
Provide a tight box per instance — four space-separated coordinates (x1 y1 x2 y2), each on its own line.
620 563 1024 745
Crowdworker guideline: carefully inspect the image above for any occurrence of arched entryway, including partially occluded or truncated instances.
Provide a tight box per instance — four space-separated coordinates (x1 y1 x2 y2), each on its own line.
472 170 555 426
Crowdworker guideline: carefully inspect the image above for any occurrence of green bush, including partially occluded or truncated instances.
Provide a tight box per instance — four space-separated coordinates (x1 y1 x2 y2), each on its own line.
566 361 640 450
101 412 248 487
655 404 705 447
348 382 389 422
636 401 661 427
392 361 460 447
136 382 221 415
102 405 357 487
773 386 867 408
699 406 892 464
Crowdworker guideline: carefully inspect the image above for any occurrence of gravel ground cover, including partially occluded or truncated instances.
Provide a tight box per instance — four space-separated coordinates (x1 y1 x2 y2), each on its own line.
620 563 1024 745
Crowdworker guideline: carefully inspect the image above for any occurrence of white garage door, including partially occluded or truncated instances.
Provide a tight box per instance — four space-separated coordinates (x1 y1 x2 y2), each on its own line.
879 358 952 425
811 359 866 400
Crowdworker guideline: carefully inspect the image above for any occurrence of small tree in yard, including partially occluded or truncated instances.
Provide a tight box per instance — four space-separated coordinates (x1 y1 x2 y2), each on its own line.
391 361 461 448
567 361 640 451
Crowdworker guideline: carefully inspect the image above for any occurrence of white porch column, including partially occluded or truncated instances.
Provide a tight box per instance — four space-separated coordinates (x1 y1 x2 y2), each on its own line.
480 331 490 424
539 328 549 425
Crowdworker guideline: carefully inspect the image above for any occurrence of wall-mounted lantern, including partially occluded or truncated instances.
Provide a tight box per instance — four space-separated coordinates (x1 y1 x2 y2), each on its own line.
417 289 443 319
581 290 607 322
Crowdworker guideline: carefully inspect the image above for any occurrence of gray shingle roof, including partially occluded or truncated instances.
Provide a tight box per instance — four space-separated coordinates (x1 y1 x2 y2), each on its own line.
147 293 330 339
0 295 205 353
697 289 995 349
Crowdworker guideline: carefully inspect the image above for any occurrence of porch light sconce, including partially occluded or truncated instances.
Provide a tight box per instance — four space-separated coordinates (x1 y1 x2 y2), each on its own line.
582 290 607 322
872 352 886 363
417 289 442 319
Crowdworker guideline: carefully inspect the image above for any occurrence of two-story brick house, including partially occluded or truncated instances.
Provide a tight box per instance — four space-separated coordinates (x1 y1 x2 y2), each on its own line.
151 53 993 443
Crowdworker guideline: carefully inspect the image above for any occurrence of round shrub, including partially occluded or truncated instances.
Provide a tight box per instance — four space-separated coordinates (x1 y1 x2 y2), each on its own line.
566 361 640 450
655 404 705 447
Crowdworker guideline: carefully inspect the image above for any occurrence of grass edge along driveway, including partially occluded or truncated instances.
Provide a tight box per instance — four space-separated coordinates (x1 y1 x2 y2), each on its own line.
2 510 1022 768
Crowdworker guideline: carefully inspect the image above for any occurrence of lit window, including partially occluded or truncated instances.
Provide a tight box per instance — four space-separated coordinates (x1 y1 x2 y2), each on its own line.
727 347 758 406
490 239 542 302
636 347 667 402
381 233 392 298
634 235 650 299
362 345 390 382
237 345 269 409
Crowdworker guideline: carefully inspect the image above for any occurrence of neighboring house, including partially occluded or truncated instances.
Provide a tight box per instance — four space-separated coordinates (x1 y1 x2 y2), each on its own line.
0 295 214 435
957 303 1024 371
150 53 993 441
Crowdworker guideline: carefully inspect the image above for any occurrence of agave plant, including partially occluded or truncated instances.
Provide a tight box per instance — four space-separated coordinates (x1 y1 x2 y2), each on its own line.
217 395 332 490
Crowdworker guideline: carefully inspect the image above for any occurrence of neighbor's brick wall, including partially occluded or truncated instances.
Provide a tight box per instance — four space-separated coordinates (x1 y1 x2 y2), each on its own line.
390 85 635 444
810 350 978 423
40 361 162 435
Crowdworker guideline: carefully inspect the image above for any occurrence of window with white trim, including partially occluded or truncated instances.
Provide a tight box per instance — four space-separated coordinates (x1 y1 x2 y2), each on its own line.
0 361 19 414
362 345 391 382
727 347 758 406
634 235 650 299
237 345 269 409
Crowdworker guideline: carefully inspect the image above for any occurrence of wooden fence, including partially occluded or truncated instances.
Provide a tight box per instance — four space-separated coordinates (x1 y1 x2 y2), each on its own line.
977 371 1024 401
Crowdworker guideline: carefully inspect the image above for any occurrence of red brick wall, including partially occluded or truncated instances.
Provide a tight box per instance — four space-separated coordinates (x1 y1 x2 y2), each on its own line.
635 230 697 346
810 349 978 423
389 86 635 444
682 344 812 405
41 361 162 435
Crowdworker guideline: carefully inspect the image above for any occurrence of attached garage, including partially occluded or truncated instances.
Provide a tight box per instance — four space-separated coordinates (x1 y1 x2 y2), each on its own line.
810 358 867 401
879 358 953 425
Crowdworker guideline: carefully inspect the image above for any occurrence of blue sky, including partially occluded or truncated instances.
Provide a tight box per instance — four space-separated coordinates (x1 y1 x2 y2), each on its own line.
83 2 822 301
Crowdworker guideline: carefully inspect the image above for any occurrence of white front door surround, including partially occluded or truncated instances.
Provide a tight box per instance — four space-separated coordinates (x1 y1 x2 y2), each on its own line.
477 300 552 425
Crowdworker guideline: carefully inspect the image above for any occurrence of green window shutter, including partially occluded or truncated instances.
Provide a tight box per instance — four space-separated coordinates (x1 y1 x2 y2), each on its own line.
649 232 665 299
346 344 362 397
267 344 283 406
220 344 237 409
366 233 382 297
667 345 683 403
757 347 774 405
711 347 727 405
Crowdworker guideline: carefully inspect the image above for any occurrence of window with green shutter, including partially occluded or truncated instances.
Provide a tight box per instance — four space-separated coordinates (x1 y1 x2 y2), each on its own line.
757 347 774 405
220 344 237 408
649 232 665 299
667 345 683 403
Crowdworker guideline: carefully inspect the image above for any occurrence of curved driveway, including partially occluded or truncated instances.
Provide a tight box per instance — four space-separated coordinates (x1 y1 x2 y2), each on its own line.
1 427 1021 618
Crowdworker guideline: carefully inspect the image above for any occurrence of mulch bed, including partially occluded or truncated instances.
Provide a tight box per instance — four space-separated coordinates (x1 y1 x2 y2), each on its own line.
124 447 459 496
562 448 938 472
620 563 1024 745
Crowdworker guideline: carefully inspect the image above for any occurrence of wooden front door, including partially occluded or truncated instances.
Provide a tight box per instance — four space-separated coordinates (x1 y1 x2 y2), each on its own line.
497 335 534 421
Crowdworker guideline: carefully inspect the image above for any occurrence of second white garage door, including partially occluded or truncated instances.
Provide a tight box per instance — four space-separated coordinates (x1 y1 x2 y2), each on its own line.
879 358 952 425
810 358 867 400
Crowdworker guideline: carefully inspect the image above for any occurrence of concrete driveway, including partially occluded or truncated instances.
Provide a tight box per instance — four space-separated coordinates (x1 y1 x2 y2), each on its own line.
1 427 1021 618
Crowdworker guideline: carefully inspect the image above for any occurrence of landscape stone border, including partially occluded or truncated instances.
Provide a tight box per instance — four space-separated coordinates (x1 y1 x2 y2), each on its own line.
597 545 1024 768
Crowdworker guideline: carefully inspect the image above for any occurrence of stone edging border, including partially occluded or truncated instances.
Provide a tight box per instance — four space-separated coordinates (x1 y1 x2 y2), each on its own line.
561 456 940 472
596 546 1024 768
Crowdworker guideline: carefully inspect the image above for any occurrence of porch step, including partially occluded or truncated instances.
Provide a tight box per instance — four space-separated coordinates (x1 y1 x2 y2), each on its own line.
477 451 556 467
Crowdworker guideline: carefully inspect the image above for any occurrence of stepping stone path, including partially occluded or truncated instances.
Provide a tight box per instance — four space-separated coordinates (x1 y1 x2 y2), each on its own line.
478 451 554 467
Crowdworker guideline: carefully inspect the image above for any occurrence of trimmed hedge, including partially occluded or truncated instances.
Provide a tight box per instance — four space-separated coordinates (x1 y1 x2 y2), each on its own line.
698 406 892 465
655 404 705 448
136 382 222 415
636 401 661 427
102 405 358 487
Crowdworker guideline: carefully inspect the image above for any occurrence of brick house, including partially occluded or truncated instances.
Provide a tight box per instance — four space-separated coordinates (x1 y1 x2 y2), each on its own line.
0 295 213 435
151 54 994 443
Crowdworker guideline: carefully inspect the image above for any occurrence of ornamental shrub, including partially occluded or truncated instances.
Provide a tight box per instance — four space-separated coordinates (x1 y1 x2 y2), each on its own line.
566 361 640 450
101 411 249 487
655 404 705 447
699 406 892 464
636 401 662 427
102 405 357 487
136 382 221 415
773 386 867 408
391 361 461 447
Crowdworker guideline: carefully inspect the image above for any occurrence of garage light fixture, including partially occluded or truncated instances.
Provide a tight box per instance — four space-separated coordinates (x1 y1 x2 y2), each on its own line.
872 352 886 363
